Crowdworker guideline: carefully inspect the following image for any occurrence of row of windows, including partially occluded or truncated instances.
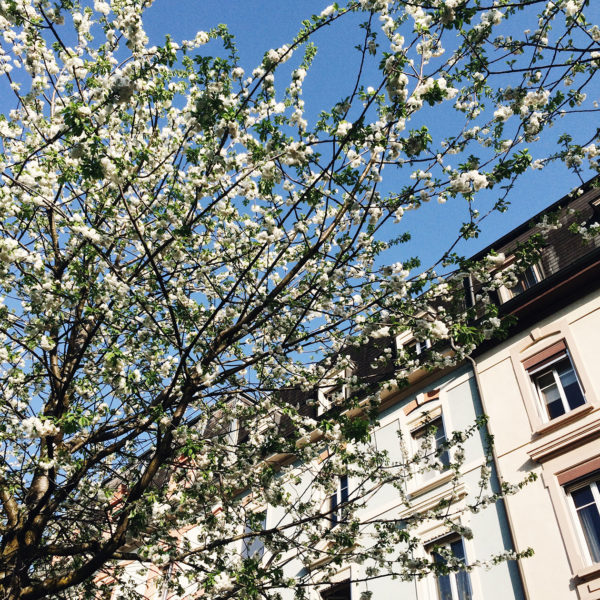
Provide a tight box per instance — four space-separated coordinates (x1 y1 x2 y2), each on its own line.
322 470 600 598
240 471 600 599
319 537 472 600
241 337 595 596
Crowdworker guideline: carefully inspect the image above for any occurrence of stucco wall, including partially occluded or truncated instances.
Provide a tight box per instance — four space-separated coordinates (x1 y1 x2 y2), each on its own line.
476 290 600 600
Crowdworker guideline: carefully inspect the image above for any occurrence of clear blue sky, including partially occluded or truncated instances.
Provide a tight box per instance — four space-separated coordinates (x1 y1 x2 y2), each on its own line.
142 0 599 270
2 1 599 272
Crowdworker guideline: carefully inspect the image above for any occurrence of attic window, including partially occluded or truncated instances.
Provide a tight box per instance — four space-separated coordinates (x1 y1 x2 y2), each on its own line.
507 263 544 297
404 338 431 358
496 258 545 303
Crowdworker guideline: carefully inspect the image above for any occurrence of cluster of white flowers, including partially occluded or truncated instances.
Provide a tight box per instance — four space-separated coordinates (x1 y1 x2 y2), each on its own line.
564 0 583 18
405 3 433 30
428 319 449 339
407 77 458 110
93 0 110 16
520 89 550 114
319 4 336 18
480 9 504 27
486 253 506 268
0 238 27 264
336 120 353 137
265 44 291 65
22 417 60 438
494 105 513 121
450 170 490 194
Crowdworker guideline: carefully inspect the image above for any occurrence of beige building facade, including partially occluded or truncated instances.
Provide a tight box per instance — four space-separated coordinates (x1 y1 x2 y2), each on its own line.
472 182 600 600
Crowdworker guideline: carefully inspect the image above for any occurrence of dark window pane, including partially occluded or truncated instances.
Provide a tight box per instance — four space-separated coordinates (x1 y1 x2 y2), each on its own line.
511 266 541 297
340 474 349 504
432 418 449 471
413 417 449 479
330 490 338 526
432 538 472 600
577 503 600 562
535 371 564 419
450 539 466 561
572 486 595 509
456 570 473 600
321 580 351 600
546 396 566 420
329 475 348 527
557 363 585 410
522 266 540 288
436 573 453 600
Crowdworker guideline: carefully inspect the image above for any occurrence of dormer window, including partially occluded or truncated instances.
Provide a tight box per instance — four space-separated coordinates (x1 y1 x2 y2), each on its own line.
404 338 431 358
495 259 545 304
506 263 544 298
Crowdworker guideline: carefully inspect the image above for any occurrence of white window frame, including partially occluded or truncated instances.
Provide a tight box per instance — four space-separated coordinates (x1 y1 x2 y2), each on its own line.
317 368 352 416
566 476 600 566
426 535 473 600
403 337 432 357
529 351 586 423
241 508 267 560
506 262 544 297
325 474 349 529
407 405 451 489
495 258 545 304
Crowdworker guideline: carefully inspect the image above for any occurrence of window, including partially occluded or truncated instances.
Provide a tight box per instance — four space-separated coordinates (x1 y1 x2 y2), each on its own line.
429 536 473 600
495 260 545 304
529 352 585 421
412 416 450 482
404 338 431 359
321 580 351 600
328 475 349 527
567 476 600 563
241 511 266 559
507 263 544 298
319 385 347 415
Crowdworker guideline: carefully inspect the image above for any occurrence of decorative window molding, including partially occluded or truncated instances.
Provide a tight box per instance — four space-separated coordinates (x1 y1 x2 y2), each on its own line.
558 457 600 486
537 451 600 598
521 339 587 425
404 388 440 417
509 319 599 436
522 339 567 370
528 411 600 462
400 480 467 517
529 353 586 423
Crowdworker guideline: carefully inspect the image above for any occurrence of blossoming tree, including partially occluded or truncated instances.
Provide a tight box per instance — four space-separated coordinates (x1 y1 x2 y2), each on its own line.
0 0 598 598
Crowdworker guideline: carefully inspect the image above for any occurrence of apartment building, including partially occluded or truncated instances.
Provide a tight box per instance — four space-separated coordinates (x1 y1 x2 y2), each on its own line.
276 179 600 600
469 181 600 600
109 181 600 600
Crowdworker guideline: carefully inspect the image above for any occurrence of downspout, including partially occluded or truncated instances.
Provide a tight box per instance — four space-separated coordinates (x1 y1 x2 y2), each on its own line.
464 351 531 600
